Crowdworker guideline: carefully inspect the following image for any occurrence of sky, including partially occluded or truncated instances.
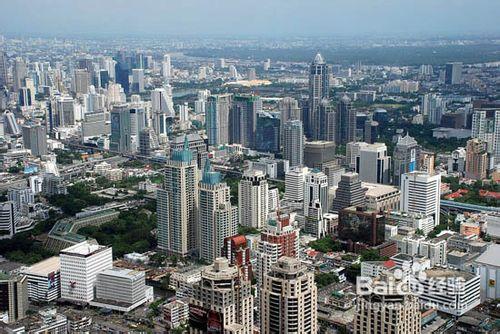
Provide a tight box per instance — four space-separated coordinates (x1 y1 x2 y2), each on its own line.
1 0 500 38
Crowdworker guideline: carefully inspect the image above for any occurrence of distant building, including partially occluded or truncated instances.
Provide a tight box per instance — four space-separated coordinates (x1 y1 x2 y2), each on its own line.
393 134 419 186
283 120 304 168
465 138 488 180
445 62 462 85
337 95 356 145
332 172 367 213
303 169 329 215
239 170 268 229
206 94 231 146
308 53 329 139
109 104 131 153
22 124 47 157
303 140 335 169
355 143 391 184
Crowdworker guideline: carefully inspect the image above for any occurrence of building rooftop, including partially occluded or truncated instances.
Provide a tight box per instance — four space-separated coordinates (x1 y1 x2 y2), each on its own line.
60 240 108 257
424 268 477 280
474 244 500 267
24 256 60 276
363 182 400 197
99 267 144 280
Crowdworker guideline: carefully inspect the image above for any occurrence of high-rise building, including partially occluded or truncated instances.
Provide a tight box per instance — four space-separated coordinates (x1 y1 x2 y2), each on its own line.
284 166 309 203
189 258 253 334
206 94 231 146
7 186 34 212
0 274 28 324
332 172 367 212
260 257 317 334
59 241 113 303
82 112 107 139
355 143 391 184
303 169 329 215
0 201 18 238
151 87 175 140
2 110 21 136
465 138 488 180
93 268 147 310
162 54 172 80
222 235 252 282
303 140 335 169
283 120 304 168
109 104 131 153
0 51 7 88
12 58 27 92
22 257 60 303
22 123 47 157
448 147 467 174
471 109 500 165
337 95 356 145
355 275 421 334
308 53 329 139
421 93 446 125
138 127 160 156
50 95 75 128
157 137 199 257
131 68 145 93
445 62 462 85
400 171 441 226
199 161 238 263
238 170 268 229
255 112 281 153
229 95 262 148
73 69 90 95
319 99 337 143
278 97 301 130
393 134 420 186
114 51 131 94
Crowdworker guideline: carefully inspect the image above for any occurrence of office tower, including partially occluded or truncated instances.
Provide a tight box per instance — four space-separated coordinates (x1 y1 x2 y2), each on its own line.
319 99 337 142
305 200 327 238
355 143 391 184
355 275 421 334
157 137 199 257
131 68 145 93
114 51 131 94
400 171 441 226
0 51 7 87
337 95 356 145
59 241 113 303
222 235 252 281
303 140 335 169
199 161 238 263
151 87 175 139
51 95 75 128
284 166 309 203
229 95 262 148
138 127 159 156
189 258 253 334
471 109 500 164
278 97 301 127
448 147 466 174
421 93 446 125
12 57 27 92
2 110 21 136
162 54 172 79
308 53 329 139
22 257 60 302
129 107 146 136
260 257 317 334
339 206 386 246
303 169 329 215
22 124 47 157
364 118 379 144
238 170 268 229
18 87 32 108
255 112 280 153
229 64 238 79
41 174 67 196
263 58 271 71
94 268 147 308
445 62 462 85
82 112 108 139
109 104 131 153
393 134 420 186
247 67 257 80
283 120 304 168
73 69 90 94
99 69 109 88
0 274 28 324
465 138 488 180
332 172 367 212
0 201 18 238
206 94 231 146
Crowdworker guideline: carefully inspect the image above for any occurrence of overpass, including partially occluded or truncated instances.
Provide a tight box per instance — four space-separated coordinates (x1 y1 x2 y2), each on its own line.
440 199 500 213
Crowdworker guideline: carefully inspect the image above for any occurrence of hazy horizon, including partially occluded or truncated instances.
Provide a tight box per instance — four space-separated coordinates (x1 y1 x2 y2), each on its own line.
2 0 500 38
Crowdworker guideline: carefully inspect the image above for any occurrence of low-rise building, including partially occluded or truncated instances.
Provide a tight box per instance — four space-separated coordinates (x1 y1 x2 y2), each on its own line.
22 256 60 302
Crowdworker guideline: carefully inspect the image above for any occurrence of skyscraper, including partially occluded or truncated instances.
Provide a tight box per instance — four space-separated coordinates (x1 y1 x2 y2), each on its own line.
0 274 28 324
114 51 131 94
255 112 280 153
0 51 8 88
12 57 27 92
303 169 329 215
229 95 262 148
73 69 90 95
131 68 145 93
319 99 337 143
465 138 488 180
162 54 172 80
337 95 356 145
308 53 329 139
393 134 420 186
471 109 500 165
222 235 253 282
22 123 47 157
445 62 462 85
332 172 367 212
284 166 309 203
109 104 131 153
278 97 301 128
189 258 253 333
355 143 391 184
400 171 441 226
260 257 317 334
206 94 231 146
157 137 199 257
151 87 175 140
199 161 238 263
283 120 304 168
238 169 268 229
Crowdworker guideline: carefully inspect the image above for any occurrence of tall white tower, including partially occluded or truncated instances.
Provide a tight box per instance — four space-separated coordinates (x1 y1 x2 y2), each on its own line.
238 170 268 229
